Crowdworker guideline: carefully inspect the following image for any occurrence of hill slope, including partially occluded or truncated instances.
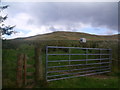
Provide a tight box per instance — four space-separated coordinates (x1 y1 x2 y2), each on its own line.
23 31 118 41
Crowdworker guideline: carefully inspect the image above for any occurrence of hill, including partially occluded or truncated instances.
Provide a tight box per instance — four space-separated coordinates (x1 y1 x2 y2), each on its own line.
22 31 118 41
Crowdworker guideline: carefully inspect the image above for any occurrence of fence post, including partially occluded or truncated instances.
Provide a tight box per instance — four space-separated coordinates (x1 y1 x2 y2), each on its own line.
68 48 71 65
86 49 88 64
45 46 48 82
16 54 24 88
35 46 43 84
109 49 112 72
23 54 27 86
99 49 102 74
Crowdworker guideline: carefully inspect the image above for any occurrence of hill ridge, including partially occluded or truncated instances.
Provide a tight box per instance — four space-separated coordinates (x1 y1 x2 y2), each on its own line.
13 31 118 41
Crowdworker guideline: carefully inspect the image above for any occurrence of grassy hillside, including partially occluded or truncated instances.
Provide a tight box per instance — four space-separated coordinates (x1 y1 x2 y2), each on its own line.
2 31 119 88
13 31 118 41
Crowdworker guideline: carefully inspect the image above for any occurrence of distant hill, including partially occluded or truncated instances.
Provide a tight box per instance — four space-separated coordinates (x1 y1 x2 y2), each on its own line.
14 31 118 41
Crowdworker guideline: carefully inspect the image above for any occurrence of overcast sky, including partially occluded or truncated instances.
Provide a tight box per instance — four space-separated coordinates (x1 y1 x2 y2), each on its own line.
2 2 118 39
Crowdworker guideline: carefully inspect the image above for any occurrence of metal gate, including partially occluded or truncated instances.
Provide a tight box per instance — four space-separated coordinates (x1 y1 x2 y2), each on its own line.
46 46 112 82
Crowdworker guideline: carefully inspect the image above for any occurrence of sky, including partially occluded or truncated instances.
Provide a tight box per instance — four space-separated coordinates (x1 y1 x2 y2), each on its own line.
1 1 118 39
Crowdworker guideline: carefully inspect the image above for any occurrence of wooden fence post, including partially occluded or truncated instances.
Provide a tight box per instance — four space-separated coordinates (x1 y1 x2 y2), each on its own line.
16 54 24 88
23 54 27 86
35 46 43 84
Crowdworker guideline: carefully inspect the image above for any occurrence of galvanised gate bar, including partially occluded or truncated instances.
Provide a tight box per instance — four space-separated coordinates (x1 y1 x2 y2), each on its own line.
46 46 112 82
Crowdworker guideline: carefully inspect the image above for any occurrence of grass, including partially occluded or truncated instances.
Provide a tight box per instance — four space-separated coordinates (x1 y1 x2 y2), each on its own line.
47 76 118 88
2 40 119 88
2 49 17 88
2 44 35 88
43 46 118 88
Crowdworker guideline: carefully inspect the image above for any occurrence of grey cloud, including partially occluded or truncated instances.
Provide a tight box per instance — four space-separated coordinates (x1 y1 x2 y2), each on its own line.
48 25 78 32
49 26 57 31
31 2 118 30
8 2 118 31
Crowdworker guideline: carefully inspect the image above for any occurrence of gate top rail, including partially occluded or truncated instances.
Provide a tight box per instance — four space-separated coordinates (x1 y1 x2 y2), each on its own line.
47 46 111 50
